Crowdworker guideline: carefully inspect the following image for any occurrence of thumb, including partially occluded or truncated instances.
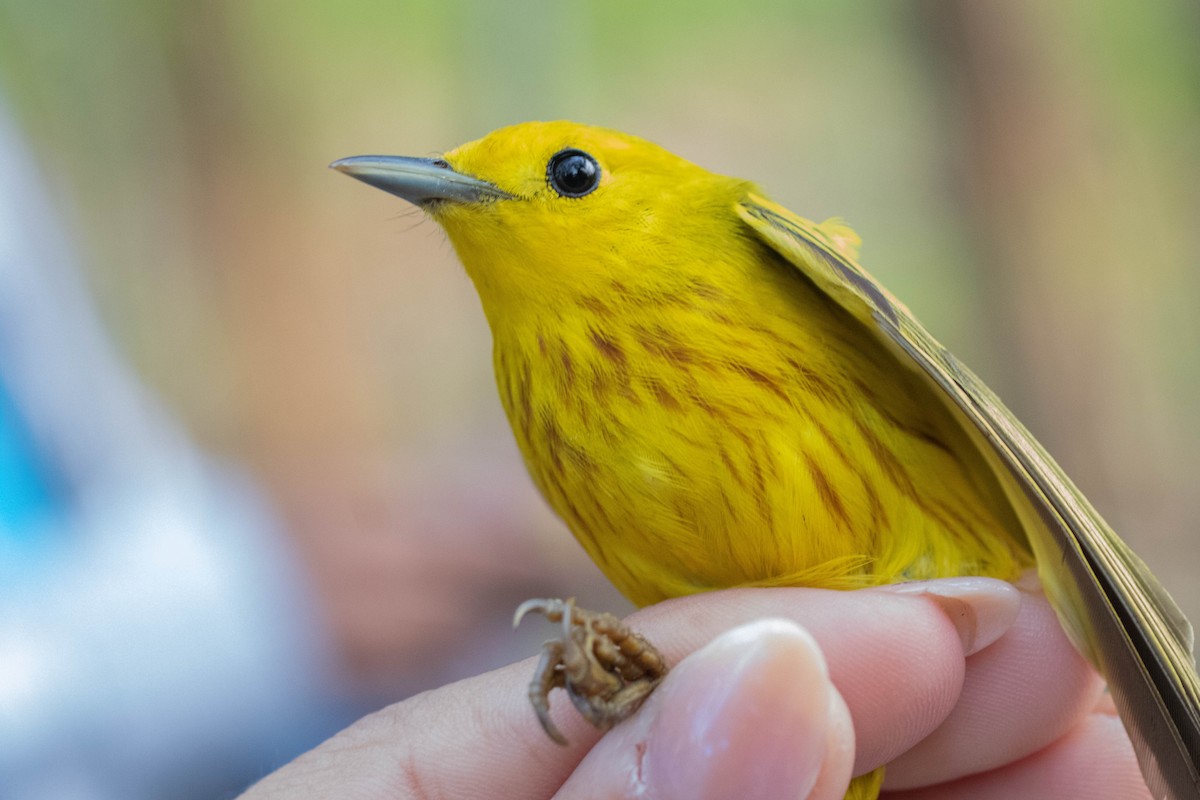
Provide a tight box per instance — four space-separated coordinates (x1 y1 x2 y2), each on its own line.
554 618 855 800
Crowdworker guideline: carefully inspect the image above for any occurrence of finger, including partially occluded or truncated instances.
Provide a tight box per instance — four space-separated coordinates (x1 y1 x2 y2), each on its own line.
883 714 1151 800
883 587 1104 790
554 619 856 800
239 581 1018 799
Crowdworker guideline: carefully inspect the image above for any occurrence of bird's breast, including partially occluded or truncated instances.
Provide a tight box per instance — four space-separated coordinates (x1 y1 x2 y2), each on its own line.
490 279 1029 607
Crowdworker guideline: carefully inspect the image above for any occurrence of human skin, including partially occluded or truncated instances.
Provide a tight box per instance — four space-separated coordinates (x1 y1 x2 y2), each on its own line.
240 578 1149 800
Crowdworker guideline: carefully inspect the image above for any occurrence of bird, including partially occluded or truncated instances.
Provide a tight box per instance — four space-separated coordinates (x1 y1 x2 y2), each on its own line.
333 120 1200 799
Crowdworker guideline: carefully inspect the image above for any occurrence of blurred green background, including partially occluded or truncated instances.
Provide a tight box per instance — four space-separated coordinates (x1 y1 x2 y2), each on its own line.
1 0 1198 687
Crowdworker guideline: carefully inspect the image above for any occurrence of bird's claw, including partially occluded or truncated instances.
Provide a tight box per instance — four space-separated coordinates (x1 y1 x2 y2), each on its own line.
514 598 669 745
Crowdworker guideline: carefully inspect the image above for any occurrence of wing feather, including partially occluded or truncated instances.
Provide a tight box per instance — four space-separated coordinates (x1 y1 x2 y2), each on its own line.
738 193 1200 799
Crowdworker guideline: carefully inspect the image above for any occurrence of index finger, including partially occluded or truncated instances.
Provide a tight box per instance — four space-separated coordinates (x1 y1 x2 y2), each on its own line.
240 582 1013 799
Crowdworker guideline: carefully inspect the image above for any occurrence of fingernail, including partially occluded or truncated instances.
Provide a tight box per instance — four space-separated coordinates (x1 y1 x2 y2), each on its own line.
646 619 835 800
874 577 1021 656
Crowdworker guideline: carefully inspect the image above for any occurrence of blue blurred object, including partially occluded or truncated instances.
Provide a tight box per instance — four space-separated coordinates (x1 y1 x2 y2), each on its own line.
0 102 343 799
0 375 61 536
0 372 68 595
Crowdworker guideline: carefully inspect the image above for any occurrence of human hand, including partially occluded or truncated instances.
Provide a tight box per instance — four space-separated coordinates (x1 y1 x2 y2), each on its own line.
239 579 1149 799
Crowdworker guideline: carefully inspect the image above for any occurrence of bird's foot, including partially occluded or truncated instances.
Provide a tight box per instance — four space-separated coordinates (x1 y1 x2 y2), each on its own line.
514 597 668 745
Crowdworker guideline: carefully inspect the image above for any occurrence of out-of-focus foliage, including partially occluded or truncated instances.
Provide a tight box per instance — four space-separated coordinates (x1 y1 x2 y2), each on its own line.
1 0 1197 623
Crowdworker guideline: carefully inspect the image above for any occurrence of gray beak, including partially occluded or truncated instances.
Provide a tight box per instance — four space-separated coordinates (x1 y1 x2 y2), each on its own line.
330 155 511 205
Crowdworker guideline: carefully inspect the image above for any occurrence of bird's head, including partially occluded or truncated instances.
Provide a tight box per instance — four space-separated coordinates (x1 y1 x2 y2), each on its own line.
333 121 754 323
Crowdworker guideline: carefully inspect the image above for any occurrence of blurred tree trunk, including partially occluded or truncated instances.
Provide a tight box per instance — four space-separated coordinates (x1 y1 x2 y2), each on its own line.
912 0 1200 620
169 3 391 465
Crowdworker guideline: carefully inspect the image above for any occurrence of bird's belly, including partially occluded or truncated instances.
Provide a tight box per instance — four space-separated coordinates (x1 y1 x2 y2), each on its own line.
518 399 1030 608
496 309 1030 608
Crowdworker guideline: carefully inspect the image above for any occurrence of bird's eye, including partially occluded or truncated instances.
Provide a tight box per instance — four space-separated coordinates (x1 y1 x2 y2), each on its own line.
547 149 601 198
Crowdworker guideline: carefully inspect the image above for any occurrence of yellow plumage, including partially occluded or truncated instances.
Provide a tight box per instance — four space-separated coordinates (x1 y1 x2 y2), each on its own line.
444 123 1028 606
334 120 1200 799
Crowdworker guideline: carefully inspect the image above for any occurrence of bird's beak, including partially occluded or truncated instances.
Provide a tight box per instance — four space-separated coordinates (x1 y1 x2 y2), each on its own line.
330 155 511 206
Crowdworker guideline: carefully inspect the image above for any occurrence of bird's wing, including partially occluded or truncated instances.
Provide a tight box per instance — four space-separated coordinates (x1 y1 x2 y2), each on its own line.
737 192 1200 799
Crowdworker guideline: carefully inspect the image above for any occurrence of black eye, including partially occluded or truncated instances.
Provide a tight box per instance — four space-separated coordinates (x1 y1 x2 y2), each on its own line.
547 149 601 198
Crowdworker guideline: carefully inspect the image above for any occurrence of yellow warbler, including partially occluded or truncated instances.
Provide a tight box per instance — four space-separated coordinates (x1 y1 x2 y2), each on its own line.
334 121 1200 799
